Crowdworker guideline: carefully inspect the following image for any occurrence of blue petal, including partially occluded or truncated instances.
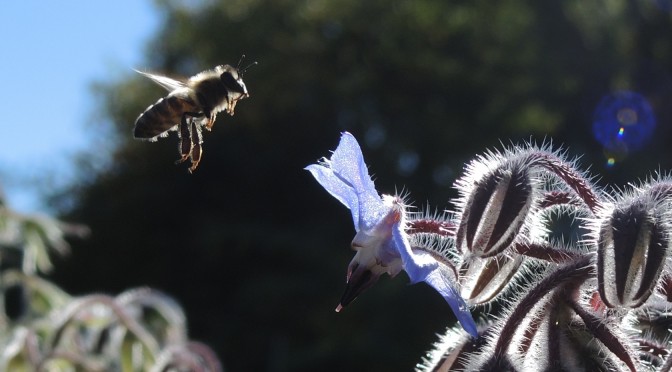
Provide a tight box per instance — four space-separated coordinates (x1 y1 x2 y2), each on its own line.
424 269 479 338
392 223 478 337
306 132 385 231
330 132 386 231
392 222 437 283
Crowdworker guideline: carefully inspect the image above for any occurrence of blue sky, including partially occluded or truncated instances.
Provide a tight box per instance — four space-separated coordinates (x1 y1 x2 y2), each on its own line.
0 1 160 213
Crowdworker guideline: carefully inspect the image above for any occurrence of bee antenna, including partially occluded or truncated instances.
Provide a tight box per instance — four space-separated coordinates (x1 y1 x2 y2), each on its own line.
242 61 258 74
235 54 257 76
236 54 247 70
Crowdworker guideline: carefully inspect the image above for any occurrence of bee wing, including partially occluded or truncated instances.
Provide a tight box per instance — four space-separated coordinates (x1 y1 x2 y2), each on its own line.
134 69 186 92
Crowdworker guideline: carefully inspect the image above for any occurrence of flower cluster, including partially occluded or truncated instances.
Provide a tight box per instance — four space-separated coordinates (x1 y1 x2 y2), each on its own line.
308 132 672 372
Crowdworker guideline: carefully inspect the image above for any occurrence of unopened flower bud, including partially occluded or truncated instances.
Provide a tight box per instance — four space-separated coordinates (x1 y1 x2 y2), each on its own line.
459 254 523 305
456 166 534 257
597 200 670 308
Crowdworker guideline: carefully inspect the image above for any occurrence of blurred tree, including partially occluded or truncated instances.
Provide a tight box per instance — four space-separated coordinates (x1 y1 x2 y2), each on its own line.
49 0 672 371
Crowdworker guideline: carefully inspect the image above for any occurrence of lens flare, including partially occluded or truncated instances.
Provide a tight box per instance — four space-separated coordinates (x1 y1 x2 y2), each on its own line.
592 91 656 154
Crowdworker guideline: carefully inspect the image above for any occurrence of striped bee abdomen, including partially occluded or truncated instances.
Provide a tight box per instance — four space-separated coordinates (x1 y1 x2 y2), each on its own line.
134 95 200 139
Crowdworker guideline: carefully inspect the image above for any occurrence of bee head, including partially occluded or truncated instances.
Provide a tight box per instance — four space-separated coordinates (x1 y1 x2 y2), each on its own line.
218 56 257 95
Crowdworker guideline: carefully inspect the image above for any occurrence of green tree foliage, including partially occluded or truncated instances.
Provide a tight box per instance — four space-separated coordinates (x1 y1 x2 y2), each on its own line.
50 0 672 370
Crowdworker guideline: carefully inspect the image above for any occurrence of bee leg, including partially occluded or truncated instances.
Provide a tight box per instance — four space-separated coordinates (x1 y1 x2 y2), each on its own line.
203 111 217 131
227 98 238 116
211 112 218 130
188 120 204 173
176 115 192 164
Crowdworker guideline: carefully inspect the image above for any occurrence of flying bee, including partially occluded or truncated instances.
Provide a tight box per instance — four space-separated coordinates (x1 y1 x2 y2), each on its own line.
134 56 257 172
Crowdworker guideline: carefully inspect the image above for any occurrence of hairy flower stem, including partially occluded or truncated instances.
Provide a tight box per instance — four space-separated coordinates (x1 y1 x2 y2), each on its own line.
661 352 672 372
513 241 583 263
493 255 594 357
518 300 551 354
546 292 566 367
407 219 457 236
636 337 669 365
539 191 584 209
567 299 637 372
526 153 600 214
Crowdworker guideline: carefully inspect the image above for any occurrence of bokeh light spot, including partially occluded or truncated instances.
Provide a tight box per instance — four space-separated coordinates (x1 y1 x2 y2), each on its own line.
397 151 420 177
602 145 628 169
592 91 656 154
616 107 638 126
432 164 455 186
365 124 387 149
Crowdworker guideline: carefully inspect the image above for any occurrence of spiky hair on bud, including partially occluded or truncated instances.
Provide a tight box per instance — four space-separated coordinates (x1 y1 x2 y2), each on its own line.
416 324 489 372
454 151 538 258
459 236 594 310
449 255 640 372
405 205 538 308
407 208 461 263
458 253 530 307
631 306 672 367
586 176 672 310
453 141 600 260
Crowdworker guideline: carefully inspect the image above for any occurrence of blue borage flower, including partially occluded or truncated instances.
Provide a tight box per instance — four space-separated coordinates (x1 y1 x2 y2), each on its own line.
306 132 478 337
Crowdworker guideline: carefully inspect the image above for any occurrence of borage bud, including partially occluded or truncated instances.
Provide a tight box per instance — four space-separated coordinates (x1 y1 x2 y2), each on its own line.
459 254 523 305
418 326 488 372
455 165 534 257
596 199 671 308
